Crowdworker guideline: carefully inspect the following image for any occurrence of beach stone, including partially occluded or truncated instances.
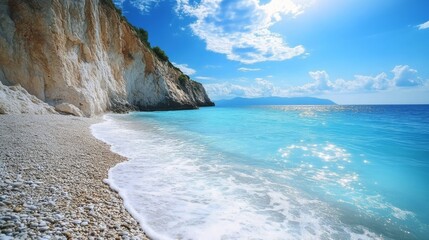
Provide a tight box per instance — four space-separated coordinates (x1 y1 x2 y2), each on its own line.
88 210 97 217
8 215 19 221
0 223 14 230
25 205 37 211
72 220 82 225
1 216 11 221
38 226 50 232
16 233 28 239
0 228 12 234
55 103 83 117
39 221 47 227
13 206 23 213
11 182 23 188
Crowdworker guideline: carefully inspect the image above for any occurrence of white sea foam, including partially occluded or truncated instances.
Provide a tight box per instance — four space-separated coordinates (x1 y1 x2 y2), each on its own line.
91 114 385 240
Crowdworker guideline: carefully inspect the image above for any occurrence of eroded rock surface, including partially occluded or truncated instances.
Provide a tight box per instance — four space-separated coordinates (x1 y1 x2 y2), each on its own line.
0 81 57 115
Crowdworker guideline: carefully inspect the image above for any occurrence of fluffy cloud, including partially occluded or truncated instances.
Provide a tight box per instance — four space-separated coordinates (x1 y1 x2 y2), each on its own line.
204 82 259 100
295 65 424 94
115 0 309 63
255 78 276 96
305 70 332 91
114 0 162 13
205 77 279 100
195 76 214 81
172 62 196 75
205 65 427 100
417 20 429 30
176 0 309 64
114 0 125 6
238 67 261 72
391 65 422 87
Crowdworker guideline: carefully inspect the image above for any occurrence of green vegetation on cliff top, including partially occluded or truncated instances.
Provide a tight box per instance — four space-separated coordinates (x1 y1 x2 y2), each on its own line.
101 0 173 65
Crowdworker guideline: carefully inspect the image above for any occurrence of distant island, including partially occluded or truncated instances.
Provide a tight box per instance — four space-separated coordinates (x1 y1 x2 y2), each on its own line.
215 97 336 107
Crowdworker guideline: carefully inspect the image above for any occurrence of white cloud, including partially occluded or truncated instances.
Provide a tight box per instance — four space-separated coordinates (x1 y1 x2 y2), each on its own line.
417 20 429 30
204 77 281 100
114 0 162 13
114 0 126 6
255 78 276 96
204 65 222 69
307 70 331 90
195 76 214 81
204 82 260 100
205 65 427 100
294 65 424 95
172 62 196 75
176 0 310 64
238 67 261 72
341 73 391 91
391 65 422 87
116 0 310 63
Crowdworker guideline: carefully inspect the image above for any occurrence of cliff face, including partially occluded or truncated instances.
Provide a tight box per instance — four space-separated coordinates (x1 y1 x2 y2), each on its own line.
0 0 214 116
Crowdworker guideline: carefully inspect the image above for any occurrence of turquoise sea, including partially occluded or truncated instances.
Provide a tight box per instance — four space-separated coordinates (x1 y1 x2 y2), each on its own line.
91 105 429 240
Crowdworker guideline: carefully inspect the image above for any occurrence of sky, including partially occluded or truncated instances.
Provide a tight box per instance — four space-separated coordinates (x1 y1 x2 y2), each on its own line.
114 0 429 104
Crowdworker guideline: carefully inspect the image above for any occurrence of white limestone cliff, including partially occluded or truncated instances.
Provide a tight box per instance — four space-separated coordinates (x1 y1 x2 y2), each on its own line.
0 0 213 117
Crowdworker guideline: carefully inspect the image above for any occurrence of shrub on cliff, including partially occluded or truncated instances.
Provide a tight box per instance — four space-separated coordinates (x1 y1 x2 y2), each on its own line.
101 0 170 63
178 74 189 85
152 47 169 62
101 0 122 15
101 0 150 47
135 28 150 47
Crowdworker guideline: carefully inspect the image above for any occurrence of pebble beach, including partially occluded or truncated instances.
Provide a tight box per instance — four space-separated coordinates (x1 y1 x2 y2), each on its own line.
0 114 148 239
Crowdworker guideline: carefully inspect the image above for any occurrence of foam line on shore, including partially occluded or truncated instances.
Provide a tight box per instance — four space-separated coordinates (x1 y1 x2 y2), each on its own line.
92 115 170 240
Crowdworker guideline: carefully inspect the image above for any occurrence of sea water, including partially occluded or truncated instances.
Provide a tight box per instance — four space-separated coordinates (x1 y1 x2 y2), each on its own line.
91 105 429 240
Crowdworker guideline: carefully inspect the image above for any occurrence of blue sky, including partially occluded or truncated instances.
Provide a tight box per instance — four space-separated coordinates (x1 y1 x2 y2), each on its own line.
114 0 429 104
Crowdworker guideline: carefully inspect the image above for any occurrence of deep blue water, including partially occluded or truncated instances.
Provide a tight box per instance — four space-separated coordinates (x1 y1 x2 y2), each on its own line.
92 105 429 240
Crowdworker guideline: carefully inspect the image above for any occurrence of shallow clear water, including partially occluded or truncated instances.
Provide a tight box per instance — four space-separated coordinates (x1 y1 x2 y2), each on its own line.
91 105 429 240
